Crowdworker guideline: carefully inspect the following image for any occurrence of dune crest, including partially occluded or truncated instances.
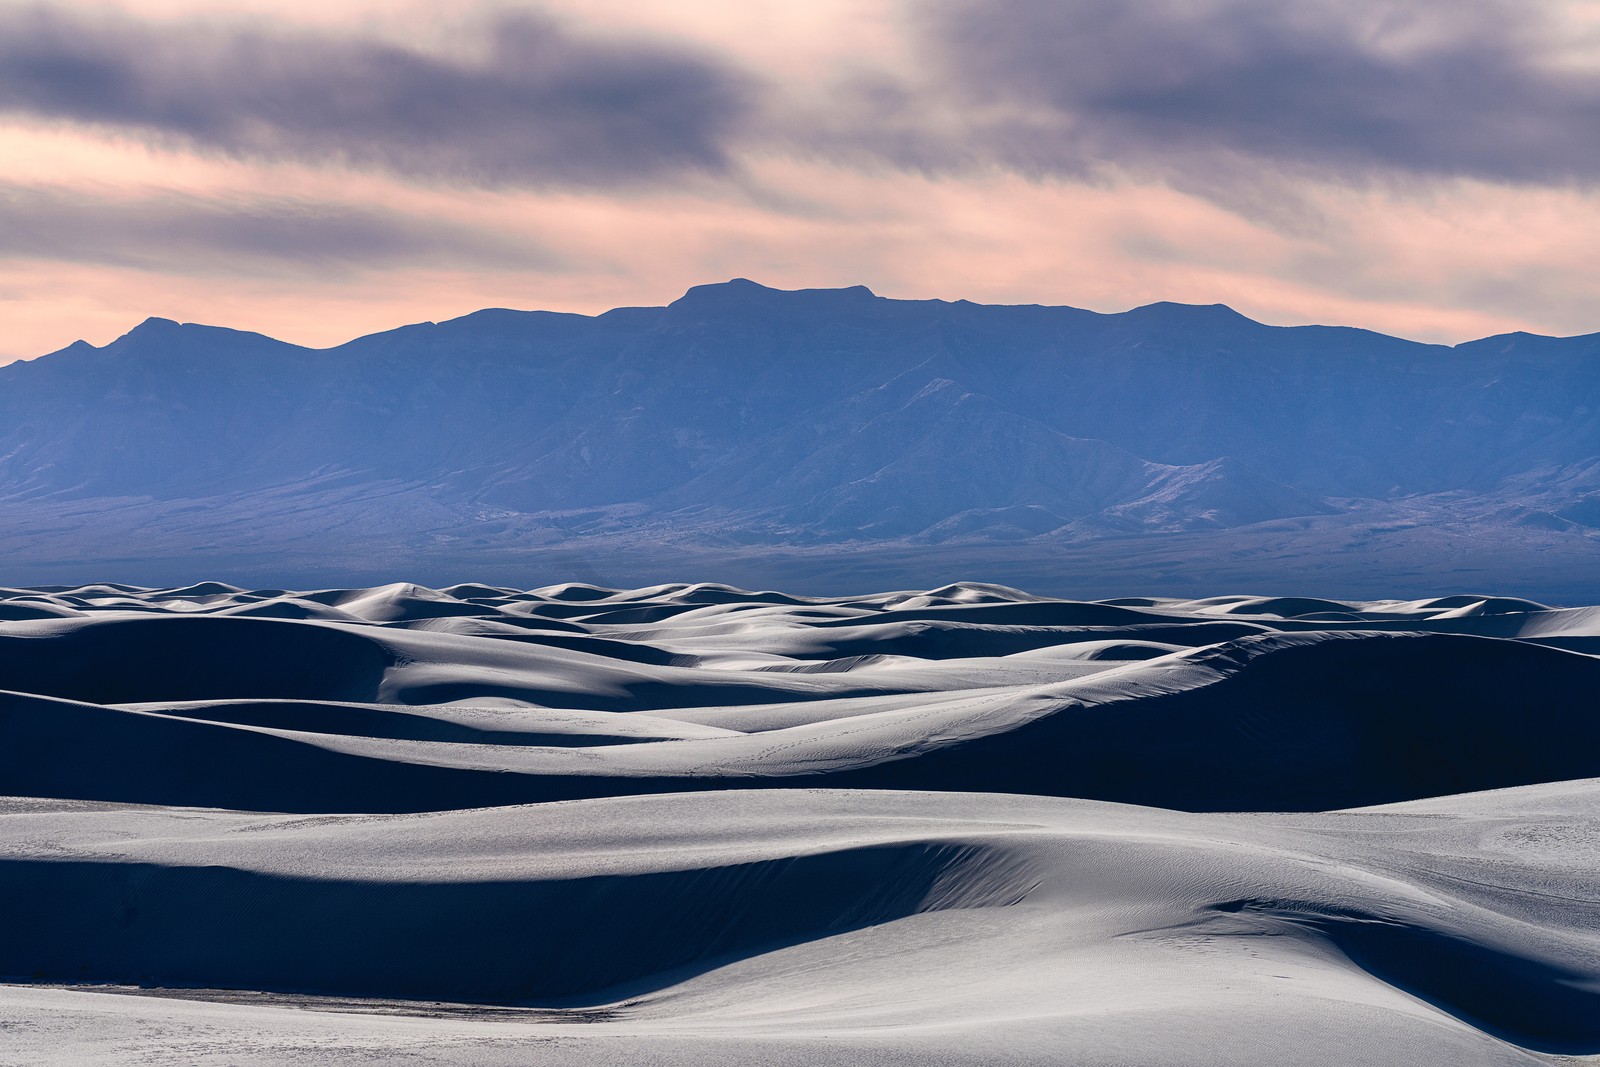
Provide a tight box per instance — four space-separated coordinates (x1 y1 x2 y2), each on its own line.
4 580 1599 1064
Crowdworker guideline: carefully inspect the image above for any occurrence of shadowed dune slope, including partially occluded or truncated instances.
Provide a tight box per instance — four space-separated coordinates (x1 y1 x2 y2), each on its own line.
7 582 1600 1064
810 630 1600 811
3 786 1599 1062
0 841 1033 1004
3 584 1600 813
0 616 391 703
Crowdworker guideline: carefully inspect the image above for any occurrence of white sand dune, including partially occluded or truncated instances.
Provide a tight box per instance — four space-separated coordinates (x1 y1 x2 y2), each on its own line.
3 581 1599 1064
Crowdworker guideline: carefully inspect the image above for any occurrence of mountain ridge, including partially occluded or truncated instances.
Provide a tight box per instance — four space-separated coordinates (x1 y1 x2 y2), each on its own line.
46 279 1539 361
2 279 1598 593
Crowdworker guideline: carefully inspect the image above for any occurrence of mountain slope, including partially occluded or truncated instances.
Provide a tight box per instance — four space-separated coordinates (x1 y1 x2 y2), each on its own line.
1 280 1597 589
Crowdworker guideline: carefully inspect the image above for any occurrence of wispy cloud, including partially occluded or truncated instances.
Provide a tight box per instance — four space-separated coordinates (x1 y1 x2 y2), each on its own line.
0 5 756 187
0 183 561 275
0 0 1597 359
7 3 1597 191
911 0 1600 185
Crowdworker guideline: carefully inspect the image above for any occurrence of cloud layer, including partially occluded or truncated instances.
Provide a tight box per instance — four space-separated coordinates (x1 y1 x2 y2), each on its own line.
0 0 1597 359
11 2 1598 189
0 5 753 186
0 183 559 274
916 0 1600 184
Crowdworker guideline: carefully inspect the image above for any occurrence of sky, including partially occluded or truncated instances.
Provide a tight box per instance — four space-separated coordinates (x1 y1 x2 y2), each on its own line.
2 0 1600 361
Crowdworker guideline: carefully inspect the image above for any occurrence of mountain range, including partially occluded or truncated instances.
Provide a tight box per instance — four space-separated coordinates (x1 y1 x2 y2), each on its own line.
3 279 1599 595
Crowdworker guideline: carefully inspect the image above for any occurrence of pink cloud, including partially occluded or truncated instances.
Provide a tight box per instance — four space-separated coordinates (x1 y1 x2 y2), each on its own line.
1 2 1597 360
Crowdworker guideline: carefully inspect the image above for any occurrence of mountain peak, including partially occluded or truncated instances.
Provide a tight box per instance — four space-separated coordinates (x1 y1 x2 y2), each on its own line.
128 316 182 335
94 316 186 353
669 279 878 312
1125 301 1254 324
671 278 772 304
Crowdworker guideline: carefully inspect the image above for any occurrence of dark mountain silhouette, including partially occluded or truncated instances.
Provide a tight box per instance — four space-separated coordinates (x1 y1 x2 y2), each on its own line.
1 279 1597 592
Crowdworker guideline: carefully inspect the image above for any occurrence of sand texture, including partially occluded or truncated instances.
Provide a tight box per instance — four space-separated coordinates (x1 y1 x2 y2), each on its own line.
3 580 1599 1064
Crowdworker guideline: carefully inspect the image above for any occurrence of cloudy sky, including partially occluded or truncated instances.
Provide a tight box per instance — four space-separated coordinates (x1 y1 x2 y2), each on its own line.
3 0 1599 360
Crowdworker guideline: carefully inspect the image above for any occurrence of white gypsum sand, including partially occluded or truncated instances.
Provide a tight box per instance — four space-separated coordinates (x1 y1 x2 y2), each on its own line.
1 581 1598 1065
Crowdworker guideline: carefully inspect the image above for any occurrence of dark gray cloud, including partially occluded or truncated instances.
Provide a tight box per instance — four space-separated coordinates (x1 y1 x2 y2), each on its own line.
0 184 561 276
0 6 755 187
911 0 1600 184
3 1 1595 202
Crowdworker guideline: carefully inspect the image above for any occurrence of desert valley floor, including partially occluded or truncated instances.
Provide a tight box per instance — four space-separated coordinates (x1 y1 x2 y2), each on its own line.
3 580 1600 1065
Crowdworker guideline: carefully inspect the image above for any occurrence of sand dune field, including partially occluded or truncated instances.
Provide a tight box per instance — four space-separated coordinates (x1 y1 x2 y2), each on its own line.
3 581 1598 1064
